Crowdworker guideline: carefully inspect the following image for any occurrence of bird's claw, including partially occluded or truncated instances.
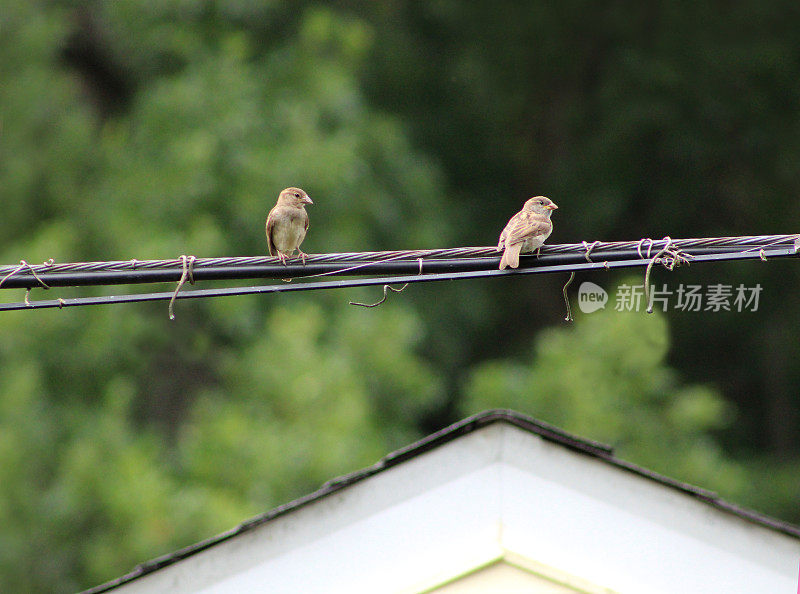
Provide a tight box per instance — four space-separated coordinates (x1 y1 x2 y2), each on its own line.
298 251 308 265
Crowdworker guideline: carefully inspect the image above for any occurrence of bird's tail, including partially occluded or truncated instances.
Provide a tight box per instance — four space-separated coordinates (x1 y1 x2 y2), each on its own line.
499 243 522 270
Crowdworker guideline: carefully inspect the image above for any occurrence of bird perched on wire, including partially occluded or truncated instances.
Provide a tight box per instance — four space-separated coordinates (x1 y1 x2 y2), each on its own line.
266 187 313 264
497 196 558 270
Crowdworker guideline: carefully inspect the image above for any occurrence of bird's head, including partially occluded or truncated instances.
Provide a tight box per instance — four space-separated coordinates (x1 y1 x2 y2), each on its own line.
523 196 557 216
278 187 313 207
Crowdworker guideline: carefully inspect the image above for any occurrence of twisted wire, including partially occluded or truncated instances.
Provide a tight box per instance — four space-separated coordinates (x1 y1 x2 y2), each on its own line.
0 245 792 313
1 234 797 277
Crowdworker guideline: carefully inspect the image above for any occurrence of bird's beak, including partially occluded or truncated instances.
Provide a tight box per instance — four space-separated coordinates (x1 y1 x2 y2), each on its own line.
303 196 313 205
546 202 558 210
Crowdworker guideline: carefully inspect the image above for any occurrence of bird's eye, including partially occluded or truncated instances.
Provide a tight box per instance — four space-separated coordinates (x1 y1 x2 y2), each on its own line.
294 193 300 198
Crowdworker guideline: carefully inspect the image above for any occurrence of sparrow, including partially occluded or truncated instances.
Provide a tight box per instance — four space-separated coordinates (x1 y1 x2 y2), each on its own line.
497 196 558 270
266 187 313 264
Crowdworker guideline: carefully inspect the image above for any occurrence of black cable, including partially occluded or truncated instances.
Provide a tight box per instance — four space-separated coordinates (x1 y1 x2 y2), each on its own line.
2 234 797 280
0 245 793 312
0 245 794 290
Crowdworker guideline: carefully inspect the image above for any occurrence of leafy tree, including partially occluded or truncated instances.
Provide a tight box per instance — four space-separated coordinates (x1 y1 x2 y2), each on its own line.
464 287 746 500
0 4 449 591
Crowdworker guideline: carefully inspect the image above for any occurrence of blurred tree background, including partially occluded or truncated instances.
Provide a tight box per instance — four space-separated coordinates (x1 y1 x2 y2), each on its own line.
1 1 800 591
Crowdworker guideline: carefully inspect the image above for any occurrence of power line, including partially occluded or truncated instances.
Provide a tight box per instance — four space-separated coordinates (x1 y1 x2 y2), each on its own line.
0 234 797 290
0 248 777 289
0 237 796 312
0 233 794 274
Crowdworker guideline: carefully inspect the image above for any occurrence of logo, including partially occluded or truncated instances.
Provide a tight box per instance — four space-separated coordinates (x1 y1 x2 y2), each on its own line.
578 282 608 313
576 282 763 314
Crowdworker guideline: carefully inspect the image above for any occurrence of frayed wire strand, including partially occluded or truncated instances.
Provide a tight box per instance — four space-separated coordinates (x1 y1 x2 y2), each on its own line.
562 271 576 322
637 238 654 260
349 258 422 308
168 255 196 320
0 260 51 290
644 237 692 313
582 241 600 262
289 251 428 283
350 283 409 308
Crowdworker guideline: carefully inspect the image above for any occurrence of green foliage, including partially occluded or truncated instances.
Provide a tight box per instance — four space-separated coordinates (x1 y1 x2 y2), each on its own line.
178 302 443 501
464 293 746 499
0 4 450 590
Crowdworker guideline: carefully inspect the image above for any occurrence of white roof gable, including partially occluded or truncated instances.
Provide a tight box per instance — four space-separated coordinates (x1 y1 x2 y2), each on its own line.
88 411 800 594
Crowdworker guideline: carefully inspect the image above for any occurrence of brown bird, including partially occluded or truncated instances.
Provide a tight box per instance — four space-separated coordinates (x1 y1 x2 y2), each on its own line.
497 196 558 270
266 187 313 264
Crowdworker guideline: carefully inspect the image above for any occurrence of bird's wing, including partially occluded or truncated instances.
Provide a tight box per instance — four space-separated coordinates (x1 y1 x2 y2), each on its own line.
503 211 552 245
266 206 279 256
497 226 508 250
